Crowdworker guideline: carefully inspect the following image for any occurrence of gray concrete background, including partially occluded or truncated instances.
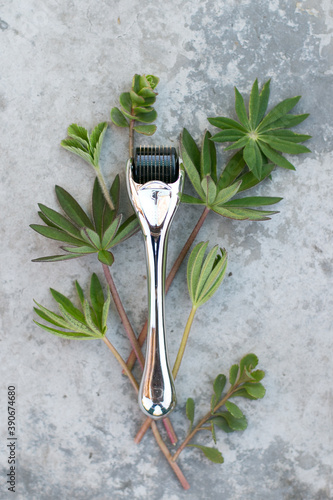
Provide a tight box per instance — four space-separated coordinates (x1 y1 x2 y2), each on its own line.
1 0 332 498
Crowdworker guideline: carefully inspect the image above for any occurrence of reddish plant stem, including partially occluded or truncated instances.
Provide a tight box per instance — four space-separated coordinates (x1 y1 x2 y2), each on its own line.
151 422 190 490
101 337 188 488
102 264 145 369
125 206 210 371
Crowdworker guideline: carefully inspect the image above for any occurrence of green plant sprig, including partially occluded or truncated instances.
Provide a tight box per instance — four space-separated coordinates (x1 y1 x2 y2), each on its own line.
111 73 160 156
30 176 139 265
181 128 282 221
135 242 228 443
33 275 189 489
61 122 114 210
172 354 265 463
209 79 311 179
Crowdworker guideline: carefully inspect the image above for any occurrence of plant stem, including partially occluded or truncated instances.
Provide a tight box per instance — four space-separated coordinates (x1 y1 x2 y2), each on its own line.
129 115 134 158
125 206 210 371
150 422 190 490
94 165 114 210
172 306 197 379
102 264 145 369
135 306 198 443
102 336 139 393
172 385 240 462
102 339 187 488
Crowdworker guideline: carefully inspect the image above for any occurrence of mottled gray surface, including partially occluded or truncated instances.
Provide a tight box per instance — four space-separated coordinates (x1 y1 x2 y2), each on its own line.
1 0 332 498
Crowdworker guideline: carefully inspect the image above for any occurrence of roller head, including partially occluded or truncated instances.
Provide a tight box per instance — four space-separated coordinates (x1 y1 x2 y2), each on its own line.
133 146 179 184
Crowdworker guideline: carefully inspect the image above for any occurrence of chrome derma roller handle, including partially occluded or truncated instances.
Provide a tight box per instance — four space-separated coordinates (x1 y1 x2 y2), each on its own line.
127 147 184 419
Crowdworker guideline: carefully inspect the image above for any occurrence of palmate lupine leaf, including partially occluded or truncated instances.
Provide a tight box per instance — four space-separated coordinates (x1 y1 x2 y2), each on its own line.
61 122 108 169
33 274 110 340
30 176 139 263
209 79 311 179
187 242 228 309
111 73 159 136
180 128 282 221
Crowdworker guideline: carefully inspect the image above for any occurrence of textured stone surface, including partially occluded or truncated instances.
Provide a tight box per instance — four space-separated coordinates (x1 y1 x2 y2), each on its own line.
0 0 332 498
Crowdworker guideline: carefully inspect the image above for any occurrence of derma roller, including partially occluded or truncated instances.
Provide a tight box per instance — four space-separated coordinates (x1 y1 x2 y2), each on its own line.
127 146 184 419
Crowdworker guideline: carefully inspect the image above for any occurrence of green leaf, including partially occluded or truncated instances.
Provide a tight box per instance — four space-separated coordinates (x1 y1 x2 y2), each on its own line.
133 125 157 136
110 214 140 247
82 300 102 336
187 242 209 304
30 224 86 246
259 136 311 154
182 128 201 172
224 135 250 151
135 110 157 123
132 74 141 94
55 186 94 229
234 86 250 128
212 206 278 221
196 250 227 306
31 254 80 263
38 211 59 228
138 87 156 98
90 273 104 330
146 74 159 89
75 281 85 306
33 302 70 329
257 79 271 125
243 140 263 179
257 96 301 131
130 90 145 105
186 398 195 428
102 215 122 249
80 228 101 249
211 421 217 444
119 92 132 113
213 374 227 401
33 321 92 339
240 354 259 373
92 178 105 238
209 135 217 183
67 124 90 147
101 287 111 332
223 196 282 207
258 141 296 170
229 364 239 385
61 139 92 165
98 250 114 266
50 288 85 323
34 307 67 328
110 174 120 213
213 180 242 206
211 416 234 433
201 131 211 177
215 411 247 431
38 204 83 240
249 78 259 129
90 122 108 166
180 193 205 205
264 130 311 143
194 245 219 303
201 175 216 206
62 245 96 254
57 304 93 334
260 113 309 132
230 389 256 400
218 151 246 190
180 147 206 200
110 107 129 128
237 163 275 192
208 116 247 133
210 130 246 143
242 382 266 399
188 445 224 464
225 401 244 419
251 369 265 382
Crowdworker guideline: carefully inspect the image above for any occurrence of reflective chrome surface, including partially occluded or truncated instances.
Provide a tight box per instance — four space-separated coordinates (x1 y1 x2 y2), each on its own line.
127 159 184 419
